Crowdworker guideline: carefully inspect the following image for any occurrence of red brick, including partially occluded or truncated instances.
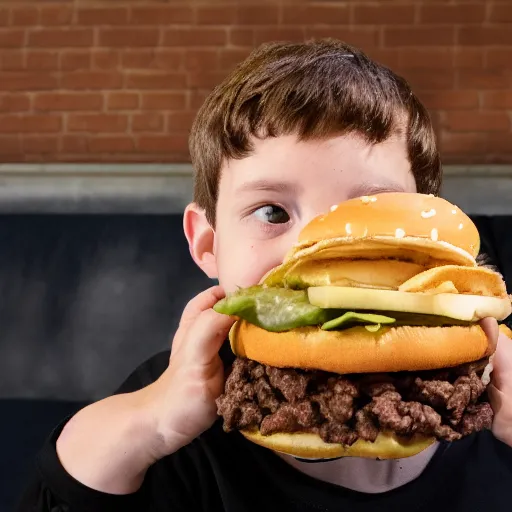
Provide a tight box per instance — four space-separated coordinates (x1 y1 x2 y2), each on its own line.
62 135 88 154
486 133 512 155
11 8 39 26
61 51 91 71
236 5 279 25
163 28 227 47
355 5 415 25
93 50 120 70
459 27 512 46
255 27 306 45
108 92 139 110
167 112 195 132
304 27 378 48
34 93 103 112
26 51 59 71
458 69 509 89
196 6 237 25
132 113 164 132
0 51 24 71
443 111 510 132
137 134 189 154
229 28 254 47
0 73 58 91
61 72 123 90
184 50 219 71
68 114 128 133
417 91 479 110
384 27 455 47
89 136 135 154
40 6 74 26
0 114 61 133
454 49 484 68
122 50 156 69
489 3 512 23
0 136 21 156
219 49 252 70
487 49 512 68
188 71 229 89
77 8 129 25
154 50 183 70
0 10 8 27
420 4 485 24
404 70 455 90
400 49 453 69
0 29 24 47
481 91 512 109
29 29 93 48
365 49 401 69
22 136 60 154
99 29 159 48
0 94 30 112
125 72 187 90
190 90 209 110
282 5 350 25
130 6 193 25
141 92 187 110
440 133 487 156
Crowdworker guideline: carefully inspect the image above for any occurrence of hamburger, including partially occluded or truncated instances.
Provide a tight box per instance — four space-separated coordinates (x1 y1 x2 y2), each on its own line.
214 193 512 460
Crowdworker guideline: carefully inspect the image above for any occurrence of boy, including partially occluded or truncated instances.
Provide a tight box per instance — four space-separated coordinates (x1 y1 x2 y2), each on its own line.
19 40 512 511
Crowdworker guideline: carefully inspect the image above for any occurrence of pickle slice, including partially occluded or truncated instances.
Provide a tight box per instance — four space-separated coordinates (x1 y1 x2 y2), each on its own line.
214 286 328 332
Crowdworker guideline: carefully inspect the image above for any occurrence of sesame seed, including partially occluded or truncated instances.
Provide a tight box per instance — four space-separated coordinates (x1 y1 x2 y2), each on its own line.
395 228 405 239
431 228 439 241
421 208 436 219
459 223 464 230
345 223 352 235
452 209 457 214
330 204 338 212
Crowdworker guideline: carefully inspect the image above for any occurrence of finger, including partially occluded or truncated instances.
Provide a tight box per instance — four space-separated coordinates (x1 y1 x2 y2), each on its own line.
479 317 499 354
179 308 236 364
491 332 512 391
179 286 227 329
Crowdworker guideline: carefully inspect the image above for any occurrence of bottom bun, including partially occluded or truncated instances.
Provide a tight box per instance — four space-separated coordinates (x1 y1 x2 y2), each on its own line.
230 322 491 374
241 429 435 460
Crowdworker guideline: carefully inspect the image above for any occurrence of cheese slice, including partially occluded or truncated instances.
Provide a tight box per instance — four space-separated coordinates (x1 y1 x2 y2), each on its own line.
307 286 512 322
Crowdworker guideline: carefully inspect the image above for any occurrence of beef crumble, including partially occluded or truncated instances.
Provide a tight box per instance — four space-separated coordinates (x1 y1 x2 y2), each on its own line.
216 357 493 445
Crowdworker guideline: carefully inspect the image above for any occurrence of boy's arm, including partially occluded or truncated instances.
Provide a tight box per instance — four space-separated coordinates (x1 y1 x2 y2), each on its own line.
16 352 166 512
17 287 235 511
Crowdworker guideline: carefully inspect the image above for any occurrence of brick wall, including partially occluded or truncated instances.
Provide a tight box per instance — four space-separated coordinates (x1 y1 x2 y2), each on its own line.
0 1 511 164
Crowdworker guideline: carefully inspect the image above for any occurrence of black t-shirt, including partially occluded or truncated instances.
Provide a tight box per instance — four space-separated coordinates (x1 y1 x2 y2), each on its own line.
17 350 512 512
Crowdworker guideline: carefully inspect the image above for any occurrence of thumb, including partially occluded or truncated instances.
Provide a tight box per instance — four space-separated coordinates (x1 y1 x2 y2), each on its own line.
181 308 236 365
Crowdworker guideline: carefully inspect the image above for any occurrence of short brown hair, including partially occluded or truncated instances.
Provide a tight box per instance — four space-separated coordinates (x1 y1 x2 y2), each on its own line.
190 39 441 225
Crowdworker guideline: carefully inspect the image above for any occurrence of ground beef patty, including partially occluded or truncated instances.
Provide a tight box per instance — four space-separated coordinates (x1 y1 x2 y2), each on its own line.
216 357 493 446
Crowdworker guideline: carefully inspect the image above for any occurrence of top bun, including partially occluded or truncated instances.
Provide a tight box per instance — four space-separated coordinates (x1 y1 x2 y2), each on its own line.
299 193 480 260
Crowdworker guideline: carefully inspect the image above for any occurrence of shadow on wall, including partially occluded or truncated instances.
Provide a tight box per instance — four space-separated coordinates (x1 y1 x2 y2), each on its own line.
0 215 211 401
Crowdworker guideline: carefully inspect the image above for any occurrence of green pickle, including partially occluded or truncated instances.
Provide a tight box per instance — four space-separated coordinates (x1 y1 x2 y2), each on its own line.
321 312 395 331
214 286 470 333
214 286 328 332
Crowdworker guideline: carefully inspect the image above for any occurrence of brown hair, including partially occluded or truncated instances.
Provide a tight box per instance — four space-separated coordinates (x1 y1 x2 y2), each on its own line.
190 39 442 225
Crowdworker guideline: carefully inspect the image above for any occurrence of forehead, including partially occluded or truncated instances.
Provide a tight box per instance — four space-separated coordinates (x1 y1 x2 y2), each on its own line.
220 134 416 200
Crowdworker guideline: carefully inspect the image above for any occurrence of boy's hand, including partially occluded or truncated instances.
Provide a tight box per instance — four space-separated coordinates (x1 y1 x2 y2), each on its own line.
142 286 236 460
56 286 234 495
486 321 512 446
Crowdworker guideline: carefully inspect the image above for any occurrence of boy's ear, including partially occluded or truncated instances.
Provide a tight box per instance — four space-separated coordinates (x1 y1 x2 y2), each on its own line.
183 203 218 279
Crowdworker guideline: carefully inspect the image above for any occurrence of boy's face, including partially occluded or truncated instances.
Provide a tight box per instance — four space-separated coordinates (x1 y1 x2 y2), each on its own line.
187 133 416 292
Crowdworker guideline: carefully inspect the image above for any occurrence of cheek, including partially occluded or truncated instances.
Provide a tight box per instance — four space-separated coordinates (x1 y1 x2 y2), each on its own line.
216 241 284 292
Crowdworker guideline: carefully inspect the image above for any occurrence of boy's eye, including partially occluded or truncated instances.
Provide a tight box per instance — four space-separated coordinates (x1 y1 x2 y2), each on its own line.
253 205 290 224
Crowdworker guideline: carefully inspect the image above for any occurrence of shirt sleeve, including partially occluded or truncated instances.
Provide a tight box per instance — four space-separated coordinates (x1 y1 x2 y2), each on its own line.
16 351 171 512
